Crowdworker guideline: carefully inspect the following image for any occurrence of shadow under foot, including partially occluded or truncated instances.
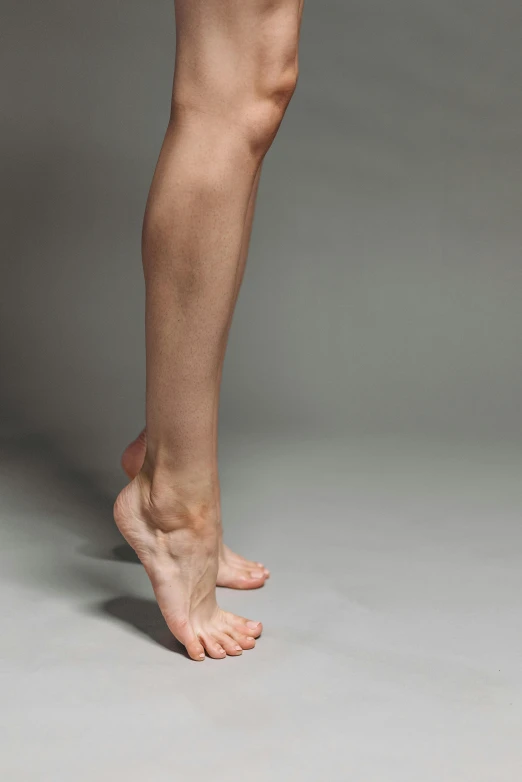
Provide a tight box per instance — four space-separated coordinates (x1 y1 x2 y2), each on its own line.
100 596 188 657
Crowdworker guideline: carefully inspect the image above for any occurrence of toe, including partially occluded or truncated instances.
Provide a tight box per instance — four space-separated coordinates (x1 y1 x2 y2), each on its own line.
251 561 270 578
231 554 258 568
219 571 267 590
240 569 268 587
165 617 205 661
221 611 263 638
256 562 270 578
185 638 206 661
199 633 227 659
217 565 267 590
221 546 269 574
232 632 256 650
231 615 263 638
218 633 243 656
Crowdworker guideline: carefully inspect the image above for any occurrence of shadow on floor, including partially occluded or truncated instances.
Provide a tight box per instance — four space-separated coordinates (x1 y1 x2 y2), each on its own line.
0 427 141 561
0 430 117 538
112 542 140 564
0 427 179 654
100 596 187 657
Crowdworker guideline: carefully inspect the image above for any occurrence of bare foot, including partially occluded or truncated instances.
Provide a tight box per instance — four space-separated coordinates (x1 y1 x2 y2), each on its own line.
113 473 263 660
121 430 270 589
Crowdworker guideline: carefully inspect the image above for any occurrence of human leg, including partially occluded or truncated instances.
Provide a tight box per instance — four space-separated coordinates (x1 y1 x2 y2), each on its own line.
114 0 302 659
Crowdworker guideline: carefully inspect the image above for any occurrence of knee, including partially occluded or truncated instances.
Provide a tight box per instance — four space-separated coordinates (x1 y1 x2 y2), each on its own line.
245 62 299 156
243 9 300 153
174 1 300 158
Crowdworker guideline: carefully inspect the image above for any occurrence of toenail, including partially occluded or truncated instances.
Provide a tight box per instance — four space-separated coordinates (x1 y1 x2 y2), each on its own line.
199 653 205 658
250 570 265 578
235 645 242 651
246 621 260 629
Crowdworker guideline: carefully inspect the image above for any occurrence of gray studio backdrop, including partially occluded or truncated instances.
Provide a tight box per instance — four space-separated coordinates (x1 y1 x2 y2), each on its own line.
2 0 522 472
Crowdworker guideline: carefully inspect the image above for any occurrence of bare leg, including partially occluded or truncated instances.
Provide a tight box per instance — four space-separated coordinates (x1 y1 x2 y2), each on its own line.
114 0 302 659
121 169 267 589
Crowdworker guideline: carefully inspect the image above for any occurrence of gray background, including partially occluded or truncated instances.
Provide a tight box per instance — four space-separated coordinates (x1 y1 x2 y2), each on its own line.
2 0 522 459
2 1 522 779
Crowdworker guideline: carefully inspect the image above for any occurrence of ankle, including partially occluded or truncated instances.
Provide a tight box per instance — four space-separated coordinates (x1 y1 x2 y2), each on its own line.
142 438 217 481
137 465 220 534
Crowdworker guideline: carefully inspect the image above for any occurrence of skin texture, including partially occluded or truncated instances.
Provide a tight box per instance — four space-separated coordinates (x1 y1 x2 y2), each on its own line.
121 426 272 589
120 168 270 590
114 0 304 660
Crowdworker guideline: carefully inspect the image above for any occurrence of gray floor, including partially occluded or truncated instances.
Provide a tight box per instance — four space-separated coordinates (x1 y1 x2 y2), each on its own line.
1 430 521 780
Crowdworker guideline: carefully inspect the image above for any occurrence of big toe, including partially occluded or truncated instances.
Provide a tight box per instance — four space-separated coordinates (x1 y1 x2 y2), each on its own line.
167 618 206 662
217 563 268 590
